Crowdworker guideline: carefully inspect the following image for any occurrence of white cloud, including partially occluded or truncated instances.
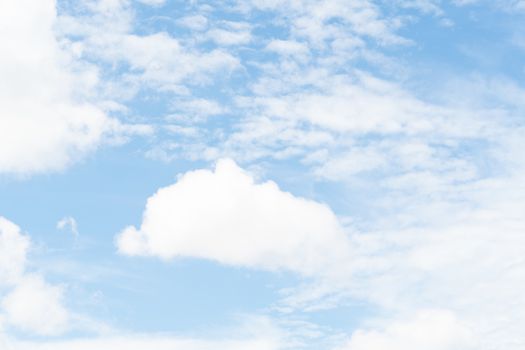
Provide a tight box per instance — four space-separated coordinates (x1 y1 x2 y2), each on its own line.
0 217 70 336
117 159 351 276
249 72 443 134
115 33 239 90
57 3 239 94
337 309 475 350
313 147 387 180
2 275 69 336
177 15 209 31
135 0 166 6
0 0 123 175
266 40 310 59
452 0 479 4
0 218 29 285
239 0 407 46
57 216 79 237
171 98 226 120
206 28 252 46
395 0 444 15
6 314 285 350
302 142 525 348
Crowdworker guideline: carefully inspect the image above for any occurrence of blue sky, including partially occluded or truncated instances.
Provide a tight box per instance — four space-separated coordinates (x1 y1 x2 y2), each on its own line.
1 0 525 349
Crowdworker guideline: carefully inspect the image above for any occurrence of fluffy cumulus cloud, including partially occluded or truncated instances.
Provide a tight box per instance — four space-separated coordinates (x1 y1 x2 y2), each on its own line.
0 0 124 175
2 275 69 336
0 217 69 336
117 159 352 276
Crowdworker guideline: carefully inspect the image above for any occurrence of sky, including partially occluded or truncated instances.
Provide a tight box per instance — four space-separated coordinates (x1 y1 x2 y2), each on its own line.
1 0 525 349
